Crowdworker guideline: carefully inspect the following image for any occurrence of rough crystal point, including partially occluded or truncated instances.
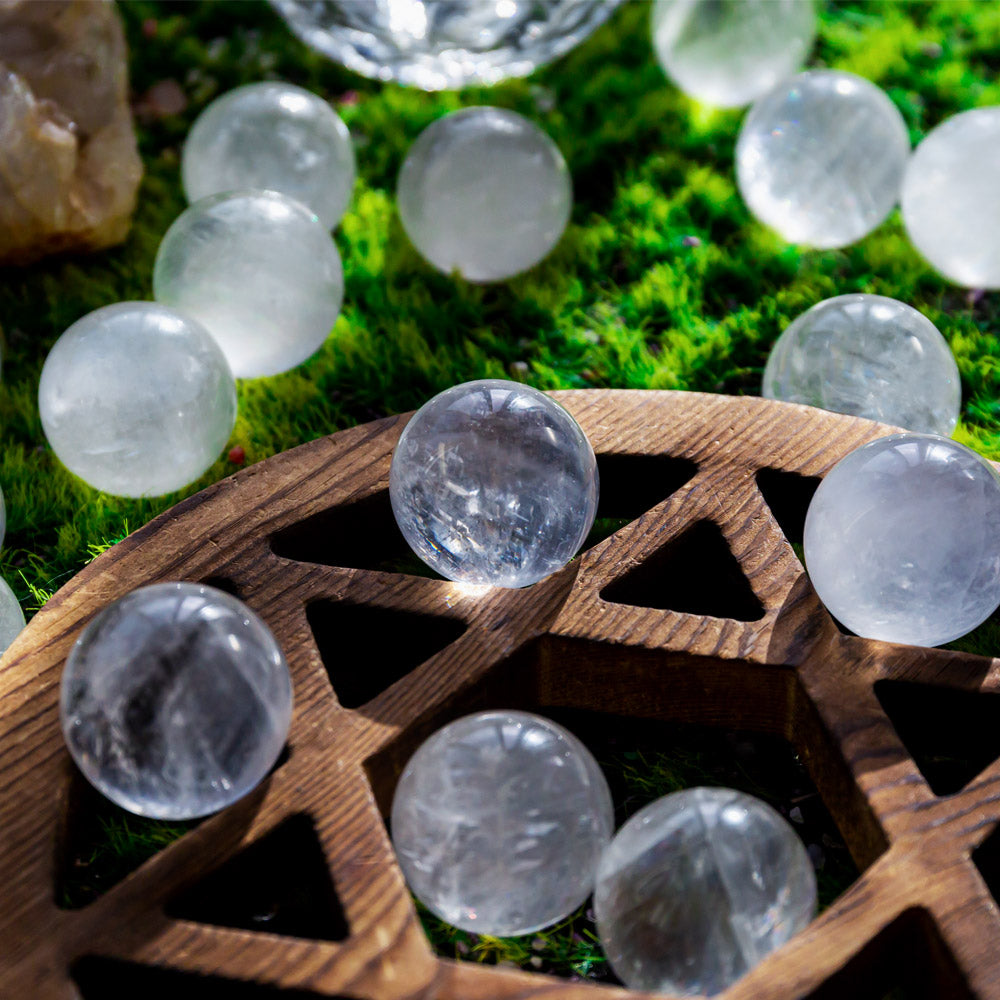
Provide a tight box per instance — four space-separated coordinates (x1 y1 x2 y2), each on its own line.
762 294 961 436
60 582 293 820
390 379 599 587
391 710 614 936
0 576 25 658
804 434 1000 646
594 787 817 996
0 0 142 265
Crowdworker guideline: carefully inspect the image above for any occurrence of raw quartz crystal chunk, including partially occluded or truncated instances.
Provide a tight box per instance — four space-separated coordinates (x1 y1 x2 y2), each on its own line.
60 583 293 820
0 576 25 658
762 294 961 436
0 0 142 264
397 107 572 282
736 70 909 248
391 710 614 936
902 107 1000 289
389 379 599 587
594 787 817 996
182 82 356 230
651 0 816 108
804 434 1000 647
270 0 620 91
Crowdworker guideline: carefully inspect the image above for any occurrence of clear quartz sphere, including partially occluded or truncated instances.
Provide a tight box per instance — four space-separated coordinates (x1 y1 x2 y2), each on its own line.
389 379 598 588
0 576 25 658
391 710 614 936
736 70 910 248
397 107 572 283
60 582 293 820
804 434 1000 646
762 294 961 436
182 82 356 230
902 107 1000 289
594 787 817 997
651 0 816 108
270 0 620 91
153 190 344 377
38 302 237 498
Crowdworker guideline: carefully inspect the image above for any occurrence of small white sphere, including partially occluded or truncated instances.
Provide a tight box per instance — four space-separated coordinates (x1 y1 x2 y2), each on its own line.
397 107 572 282
60 582 293 820
182 82 355 230
736 70 910 248
0 576 25 657
594 787 817 996
651 0 816 108
153 190 344 377
391 710 614 936
804 434 1000 646
390 379 598 588
902 107 1000 289
38 302 237 498
763 294 961 436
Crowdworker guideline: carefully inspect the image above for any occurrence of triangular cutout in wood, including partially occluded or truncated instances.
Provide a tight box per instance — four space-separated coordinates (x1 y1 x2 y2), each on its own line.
755 467 822 549
600 519 765 621
166 814 348 941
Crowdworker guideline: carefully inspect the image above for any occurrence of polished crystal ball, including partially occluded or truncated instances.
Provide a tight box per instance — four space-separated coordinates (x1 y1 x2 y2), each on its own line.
595 787 817 996
804 434 1000 646
270 0 620 91
763 294 961 436
60 582 293 820
153 190 344 377
397 107 572 282
182 82 355 230
390 379 598 587
0 576 25 658
38 302 237 498
902 107 1000 289
391 710 614 936
651 0 816 108
736 70 909 248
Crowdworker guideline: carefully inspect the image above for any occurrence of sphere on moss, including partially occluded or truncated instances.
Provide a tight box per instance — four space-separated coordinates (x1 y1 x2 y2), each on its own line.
0 576 24 658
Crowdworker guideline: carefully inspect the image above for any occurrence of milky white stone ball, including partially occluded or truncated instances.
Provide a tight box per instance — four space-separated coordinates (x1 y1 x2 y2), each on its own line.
0 576 25 658
38 302 237 498
804 434 1000 646
736 70 909 248
763 294 961 436
397 107 572 282
651 0 816 108
60 582 293 820
595 787 817 996
390 379 598 588
391 710 614 936
153 190 344 377
902 107 1000 289
182 82 355 229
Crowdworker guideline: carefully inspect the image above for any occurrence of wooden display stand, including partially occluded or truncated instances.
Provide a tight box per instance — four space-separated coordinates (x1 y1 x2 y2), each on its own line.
1 390 998 999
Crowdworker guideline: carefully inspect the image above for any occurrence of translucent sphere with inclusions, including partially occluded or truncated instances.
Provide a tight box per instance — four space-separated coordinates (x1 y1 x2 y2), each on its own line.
182 82 355 230
0 576 25 658
60 583 293 820
902 107 1000 289
804 434 1000 647
594 787 817 996
397 107 572 282
390 379 598 587
391 710 614 936
736 70 910 248
763 294 961 436
153 190 344 377
651 0 816 108
38 303 237 498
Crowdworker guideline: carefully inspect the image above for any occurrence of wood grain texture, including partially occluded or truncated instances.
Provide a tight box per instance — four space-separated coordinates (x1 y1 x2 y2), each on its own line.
1 389 997 999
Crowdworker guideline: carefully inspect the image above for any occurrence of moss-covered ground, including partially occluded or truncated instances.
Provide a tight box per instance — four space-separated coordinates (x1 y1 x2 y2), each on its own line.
5 0 1000 984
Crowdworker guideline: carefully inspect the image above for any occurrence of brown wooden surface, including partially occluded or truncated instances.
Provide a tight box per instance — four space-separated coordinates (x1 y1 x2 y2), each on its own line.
1 389 999 998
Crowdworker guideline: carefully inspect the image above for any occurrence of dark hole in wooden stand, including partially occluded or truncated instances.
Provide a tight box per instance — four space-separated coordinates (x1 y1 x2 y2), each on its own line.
756 468 822 548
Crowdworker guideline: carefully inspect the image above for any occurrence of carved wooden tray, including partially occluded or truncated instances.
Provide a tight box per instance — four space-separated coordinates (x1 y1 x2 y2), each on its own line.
3 390 1000 1000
